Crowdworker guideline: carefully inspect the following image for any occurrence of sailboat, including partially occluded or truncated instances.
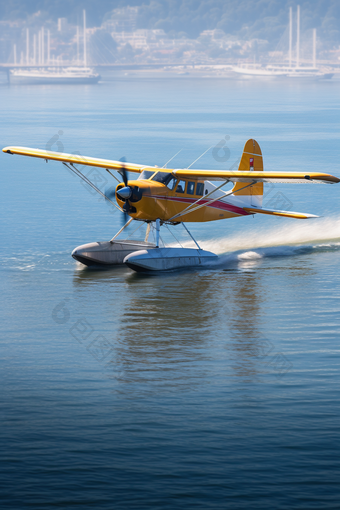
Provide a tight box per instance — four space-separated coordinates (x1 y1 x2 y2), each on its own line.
233 6 333 80
10 66 100 84
10 11 100 85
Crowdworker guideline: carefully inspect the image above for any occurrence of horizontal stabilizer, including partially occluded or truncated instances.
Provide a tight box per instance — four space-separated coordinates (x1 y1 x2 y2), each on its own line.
243 207 319 219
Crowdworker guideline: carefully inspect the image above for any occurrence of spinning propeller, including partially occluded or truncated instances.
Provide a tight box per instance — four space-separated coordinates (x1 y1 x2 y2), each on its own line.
117 157 133 225
105 157 133 225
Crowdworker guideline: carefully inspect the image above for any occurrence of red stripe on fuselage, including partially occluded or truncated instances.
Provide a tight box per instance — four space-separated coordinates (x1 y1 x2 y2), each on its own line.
150 195 250 216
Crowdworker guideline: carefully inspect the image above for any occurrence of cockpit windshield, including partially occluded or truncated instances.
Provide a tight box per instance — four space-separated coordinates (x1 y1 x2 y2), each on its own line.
138 170 156 180
151 171 173 184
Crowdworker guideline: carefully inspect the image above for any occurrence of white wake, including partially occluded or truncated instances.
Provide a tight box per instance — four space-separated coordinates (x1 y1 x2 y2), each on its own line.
199 215 340 255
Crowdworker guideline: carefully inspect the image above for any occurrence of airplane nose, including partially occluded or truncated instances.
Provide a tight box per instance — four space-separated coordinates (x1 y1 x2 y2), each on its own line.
117 186 132 199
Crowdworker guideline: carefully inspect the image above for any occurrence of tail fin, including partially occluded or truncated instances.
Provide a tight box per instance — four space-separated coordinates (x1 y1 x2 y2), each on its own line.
232 139 263 207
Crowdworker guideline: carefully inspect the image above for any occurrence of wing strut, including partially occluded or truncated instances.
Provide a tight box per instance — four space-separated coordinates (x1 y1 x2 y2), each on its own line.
62 162 122 212
169 180 256 222
169 179 230 222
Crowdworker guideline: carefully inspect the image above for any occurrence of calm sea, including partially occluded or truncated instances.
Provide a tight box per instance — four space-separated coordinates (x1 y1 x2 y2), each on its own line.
1 72 340 509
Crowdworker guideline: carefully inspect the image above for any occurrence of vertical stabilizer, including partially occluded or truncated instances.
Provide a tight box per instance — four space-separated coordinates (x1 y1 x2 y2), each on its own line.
232 139 263 207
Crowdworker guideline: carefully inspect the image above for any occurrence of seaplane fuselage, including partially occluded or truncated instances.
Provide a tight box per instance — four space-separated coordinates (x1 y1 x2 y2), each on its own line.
115 171 250 223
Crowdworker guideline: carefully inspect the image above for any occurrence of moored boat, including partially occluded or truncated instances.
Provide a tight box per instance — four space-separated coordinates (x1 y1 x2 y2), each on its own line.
10 67 100 85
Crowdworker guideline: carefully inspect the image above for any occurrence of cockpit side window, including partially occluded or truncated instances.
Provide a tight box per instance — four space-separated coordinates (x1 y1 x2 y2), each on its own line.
176 180 186 193
166 176 177 190
138 170 156 180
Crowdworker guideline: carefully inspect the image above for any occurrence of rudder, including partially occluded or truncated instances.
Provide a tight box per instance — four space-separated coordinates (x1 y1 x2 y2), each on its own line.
232 139 263 207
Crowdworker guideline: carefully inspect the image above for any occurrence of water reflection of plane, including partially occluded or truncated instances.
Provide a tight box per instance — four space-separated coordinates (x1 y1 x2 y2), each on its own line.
109 270 224 392
72 264 127 286
71 261 314 387
226 271 265 380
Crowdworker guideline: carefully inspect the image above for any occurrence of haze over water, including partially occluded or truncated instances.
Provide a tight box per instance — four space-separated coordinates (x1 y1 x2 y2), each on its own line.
1 73 340 509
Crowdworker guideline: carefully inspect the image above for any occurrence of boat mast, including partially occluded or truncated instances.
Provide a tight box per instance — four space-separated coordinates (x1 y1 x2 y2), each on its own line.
33 34 36 65
77 26 80 64
313 28 316 68
26 28 29 65
289 7 292 68
14 44 17 65
48 30 50 65
296 5 300 68
42 27 45 65
83 10 87 68
38 30 41 65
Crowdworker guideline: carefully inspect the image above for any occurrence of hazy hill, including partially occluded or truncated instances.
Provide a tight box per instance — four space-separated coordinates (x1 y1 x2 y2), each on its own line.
0 0 339 45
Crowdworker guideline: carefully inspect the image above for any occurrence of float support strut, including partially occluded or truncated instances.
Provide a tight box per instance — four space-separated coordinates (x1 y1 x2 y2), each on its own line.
155 219 160 248
145 223 151 242
182 222 201 250
110 217 133 242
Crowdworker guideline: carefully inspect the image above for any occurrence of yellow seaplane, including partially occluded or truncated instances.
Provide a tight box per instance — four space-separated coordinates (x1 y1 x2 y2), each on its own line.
3 139 339 272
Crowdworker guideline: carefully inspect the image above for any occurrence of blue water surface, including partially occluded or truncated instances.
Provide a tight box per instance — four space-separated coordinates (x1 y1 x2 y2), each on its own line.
1 74 340 509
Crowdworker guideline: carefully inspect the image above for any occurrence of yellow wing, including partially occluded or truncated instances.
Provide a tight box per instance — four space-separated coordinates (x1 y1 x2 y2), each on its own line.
2 146 156 173
3 145 340 184
172 169 340 184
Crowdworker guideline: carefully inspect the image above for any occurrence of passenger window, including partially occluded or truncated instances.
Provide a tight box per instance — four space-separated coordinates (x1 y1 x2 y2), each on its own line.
187 181 195 195
196 182 204 196
176 180 186 193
